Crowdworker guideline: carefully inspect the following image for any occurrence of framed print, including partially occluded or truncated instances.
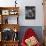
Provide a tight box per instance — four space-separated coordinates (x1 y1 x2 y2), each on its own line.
25 6 35 19
2 10 9 15
9 10 18 15
10 11 15 15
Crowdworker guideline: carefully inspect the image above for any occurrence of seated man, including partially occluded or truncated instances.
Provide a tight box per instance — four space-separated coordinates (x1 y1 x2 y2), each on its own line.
21 28 41 46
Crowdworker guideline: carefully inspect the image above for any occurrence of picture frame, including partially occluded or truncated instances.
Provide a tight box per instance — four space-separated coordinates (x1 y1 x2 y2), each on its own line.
25 6 35 19
2 10 9 15
9 10 18 15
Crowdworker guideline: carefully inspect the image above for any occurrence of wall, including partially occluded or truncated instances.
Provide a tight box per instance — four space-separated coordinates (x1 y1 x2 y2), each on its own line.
18 0 44 26
0 0 44 26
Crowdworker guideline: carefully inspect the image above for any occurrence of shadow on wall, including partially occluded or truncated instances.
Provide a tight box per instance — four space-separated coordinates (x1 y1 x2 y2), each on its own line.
18 26 43 44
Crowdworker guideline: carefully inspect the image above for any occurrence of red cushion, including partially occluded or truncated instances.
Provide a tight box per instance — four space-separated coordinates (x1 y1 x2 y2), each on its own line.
21 28 41 46
23 28 36 41
21 28 36 46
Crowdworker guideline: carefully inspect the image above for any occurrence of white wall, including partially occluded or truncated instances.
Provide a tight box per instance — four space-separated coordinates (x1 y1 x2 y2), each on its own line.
0 0 44 26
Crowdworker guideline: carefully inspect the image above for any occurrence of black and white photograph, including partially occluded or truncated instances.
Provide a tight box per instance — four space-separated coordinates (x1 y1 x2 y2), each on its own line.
25 6 35 19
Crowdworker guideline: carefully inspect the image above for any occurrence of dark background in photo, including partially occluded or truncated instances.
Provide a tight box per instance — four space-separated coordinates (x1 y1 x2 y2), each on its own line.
25 6 35 19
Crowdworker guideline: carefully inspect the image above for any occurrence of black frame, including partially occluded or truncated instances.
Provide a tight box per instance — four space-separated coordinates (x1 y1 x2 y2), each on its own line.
25 6 35 19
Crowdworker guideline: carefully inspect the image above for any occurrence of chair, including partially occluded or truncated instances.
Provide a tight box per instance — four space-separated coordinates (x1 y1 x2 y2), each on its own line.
21 28 41 46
